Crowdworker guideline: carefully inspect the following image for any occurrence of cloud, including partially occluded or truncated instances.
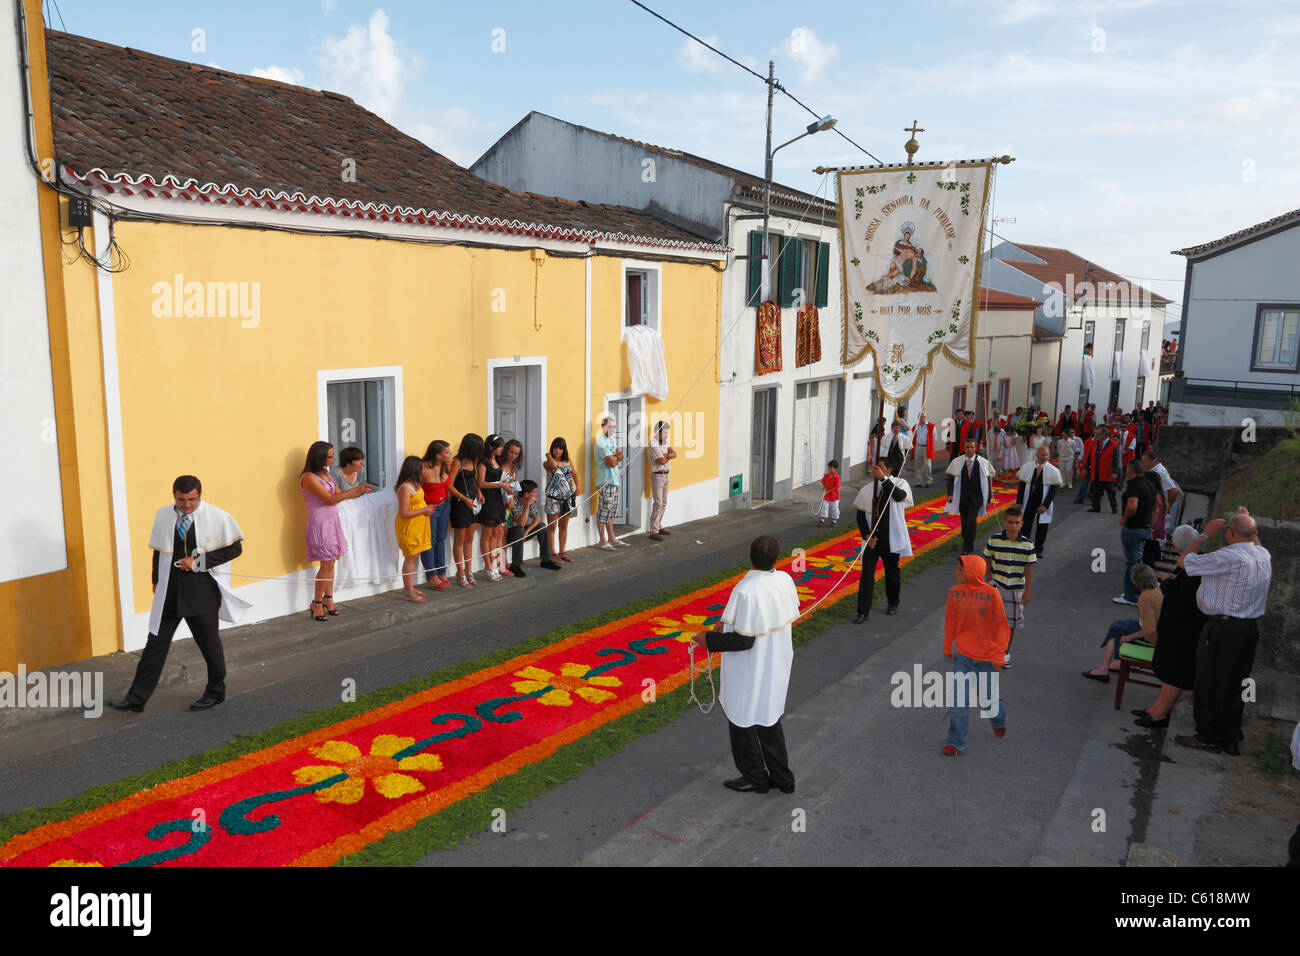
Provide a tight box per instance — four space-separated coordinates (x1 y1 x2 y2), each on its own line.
680 35 725 74
319 9 408 118
781 26 838 85
250 64 307 86
322 0 337 13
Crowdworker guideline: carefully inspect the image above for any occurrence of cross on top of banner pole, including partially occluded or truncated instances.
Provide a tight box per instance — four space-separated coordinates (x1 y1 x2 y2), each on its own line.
904 121 925 165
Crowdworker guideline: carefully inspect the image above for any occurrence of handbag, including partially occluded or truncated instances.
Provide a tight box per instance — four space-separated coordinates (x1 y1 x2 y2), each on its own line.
471 500 482 516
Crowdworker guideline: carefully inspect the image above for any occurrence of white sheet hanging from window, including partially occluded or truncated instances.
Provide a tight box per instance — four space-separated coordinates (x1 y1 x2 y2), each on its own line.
1111 352 1123 381
1081 352 1095 390
1139 349 1155 377
622 324 669 400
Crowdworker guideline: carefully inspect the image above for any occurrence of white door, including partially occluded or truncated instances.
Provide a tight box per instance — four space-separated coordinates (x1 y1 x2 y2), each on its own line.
607 400 631 526
793 380 832 488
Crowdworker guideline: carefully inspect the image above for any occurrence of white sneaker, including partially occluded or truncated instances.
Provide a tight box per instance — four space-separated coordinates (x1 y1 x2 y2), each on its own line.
1003 653 1012 668
1112 595 1137 606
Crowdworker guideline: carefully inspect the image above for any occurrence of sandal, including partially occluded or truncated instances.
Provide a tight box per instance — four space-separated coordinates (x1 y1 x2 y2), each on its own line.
309 600 328 622
559 553 574 563
404 590 427 603
323 593 340 616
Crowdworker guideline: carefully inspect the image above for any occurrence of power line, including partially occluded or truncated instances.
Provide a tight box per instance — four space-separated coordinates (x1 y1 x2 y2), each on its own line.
626 0 883 164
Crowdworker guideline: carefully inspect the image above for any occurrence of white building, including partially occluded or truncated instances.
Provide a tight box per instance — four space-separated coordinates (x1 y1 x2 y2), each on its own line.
982 241 1171 417
1169 208 1300 427
472 111 875 504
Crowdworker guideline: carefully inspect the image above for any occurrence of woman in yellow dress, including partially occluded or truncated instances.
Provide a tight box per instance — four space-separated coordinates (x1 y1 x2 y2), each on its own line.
395 455 434 602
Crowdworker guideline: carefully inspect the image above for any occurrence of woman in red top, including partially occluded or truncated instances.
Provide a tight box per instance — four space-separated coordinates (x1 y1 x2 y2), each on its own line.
419 440 455 590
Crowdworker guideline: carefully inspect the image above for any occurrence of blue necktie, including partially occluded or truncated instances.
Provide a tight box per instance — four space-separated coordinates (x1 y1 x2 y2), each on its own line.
177 514 192 541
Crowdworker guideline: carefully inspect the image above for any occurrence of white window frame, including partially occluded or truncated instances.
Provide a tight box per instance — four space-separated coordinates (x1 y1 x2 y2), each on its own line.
317 366 404 490
1252 305 1300 372
622 260 662 331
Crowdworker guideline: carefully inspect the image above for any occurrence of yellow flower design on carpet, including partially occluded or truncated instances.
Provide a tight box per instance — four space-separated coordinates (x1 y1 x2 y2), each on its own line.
649 613 712 643
806 553 857 575
292 734 443 805
511 663 623 707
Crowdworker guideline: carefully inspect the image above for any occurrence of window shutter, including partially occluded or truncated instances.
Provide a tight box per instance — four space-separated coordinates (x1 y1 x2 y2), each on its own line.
816 241 830 307
779 236 801 307
746 231 763 306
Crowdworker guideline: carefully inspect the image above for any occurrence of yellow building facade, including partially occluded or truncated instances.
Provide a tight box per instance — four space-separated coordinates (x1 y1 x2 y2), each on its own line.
4 6 725 668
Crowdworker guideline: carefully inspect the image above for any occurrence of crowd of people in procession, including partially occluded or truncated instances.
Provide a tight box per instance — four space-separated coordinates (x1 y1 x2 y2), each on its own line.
109 387 1281 856
824 396 1274 773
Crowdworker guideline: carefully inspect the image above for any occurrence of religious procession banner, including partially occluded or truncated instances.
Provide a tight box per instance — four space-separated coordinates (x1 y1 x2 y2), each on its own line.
839 161 994 402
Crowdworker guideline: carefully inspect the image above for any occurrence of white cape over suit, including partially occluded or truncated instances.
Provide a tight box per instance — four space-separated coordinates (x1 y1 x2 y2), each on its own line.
1016 460 1064 532
944 455 995 518
147 500 252 635
717 569 801 728
853 476 915 557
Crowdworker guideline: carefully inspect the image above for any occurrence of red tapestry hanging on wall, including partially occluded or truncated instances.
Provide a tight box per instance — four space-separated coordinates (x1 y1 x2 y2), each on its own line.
756 301 783 375
795 304 821 367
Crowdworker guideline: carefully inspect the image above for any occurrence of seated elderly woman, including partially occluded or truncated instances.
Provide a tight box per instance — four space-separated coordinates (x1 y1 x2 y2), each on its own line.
1133 526 1207 727
1083 563 1163 682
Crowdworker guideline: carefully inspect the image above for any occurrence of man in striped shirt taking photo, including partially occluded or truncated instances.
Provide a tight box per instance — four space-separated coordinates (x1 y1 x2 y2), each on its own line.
1176 507 1273 757
983 507 1037 669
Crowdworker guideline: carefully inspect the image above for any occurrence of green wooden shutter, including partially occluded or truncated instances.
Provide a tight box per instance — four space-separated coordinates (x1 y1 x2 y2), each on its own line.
816 241 830 307
779 236 801 307
746 230 763 307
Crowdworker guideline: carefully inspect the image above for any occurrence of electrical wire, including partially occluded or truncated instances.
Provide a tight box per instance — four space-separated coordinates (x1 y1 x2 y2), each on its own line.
625 0 883 164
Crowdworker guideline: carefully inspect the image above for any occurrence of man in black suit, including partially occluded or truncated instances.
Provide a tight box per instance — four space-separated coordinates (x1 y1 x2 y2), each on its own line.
945 439 994 554
109 475 245 713
853 458 912 623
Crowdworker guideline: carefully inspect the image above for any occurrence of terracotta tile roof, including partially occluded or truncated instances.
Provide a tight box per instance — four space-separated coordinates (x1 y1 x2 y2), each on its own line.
977 289 1042 310
44 32 725 253
1173 207 1300 258
996 242 1170 306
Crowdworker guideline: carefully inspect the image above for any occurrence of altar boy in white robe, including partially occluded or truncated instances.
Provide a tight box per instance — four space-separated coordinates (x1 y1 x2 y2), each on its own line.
1016 445 1064 557
691 535 800 794
109 475 250 713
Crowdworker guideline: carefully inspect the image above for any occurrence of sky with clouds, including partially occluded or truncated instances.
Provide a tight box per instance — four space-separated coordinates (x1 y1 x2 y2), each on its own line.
43 0 1300 316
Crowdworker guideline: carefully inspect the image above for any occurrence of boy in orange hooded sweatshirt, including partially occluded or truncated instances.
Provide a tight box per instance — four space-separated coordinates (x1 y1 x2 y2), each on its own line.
942 554 1010 755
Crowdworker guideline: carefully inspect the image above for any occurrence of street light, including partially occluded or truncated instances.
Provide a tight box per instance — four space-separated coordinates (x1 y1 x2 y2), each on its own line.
760 58 835 300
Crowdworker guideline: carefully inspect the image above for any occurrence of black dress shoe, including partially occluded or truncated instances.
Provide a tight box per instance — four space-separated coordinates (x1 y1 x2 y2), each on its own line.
885 605 899 615
773 782 796 794
852 613 868 624
723 777 769 794
1081 670 1110 683
540 561 562 570
107 697 144 713
1131 708 1150 717
1087 507 1101 512
1175 734 1222 754
1134 713 1169 729
188 695 224 712
509 565 526 578
1223 741 1240 756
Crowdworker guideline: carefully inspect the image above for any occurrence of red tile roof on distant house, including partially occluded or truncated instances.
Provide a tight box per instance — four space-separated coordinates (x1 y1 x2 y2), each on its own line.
996 243 1170 306
977 289 1042 310
1172 207 1300 258
43 32 726 254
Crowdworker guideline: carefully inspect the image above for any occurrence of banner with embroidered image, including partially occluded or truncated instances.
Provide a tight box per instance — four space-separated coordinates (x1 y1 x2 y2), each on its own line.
838 162 994 401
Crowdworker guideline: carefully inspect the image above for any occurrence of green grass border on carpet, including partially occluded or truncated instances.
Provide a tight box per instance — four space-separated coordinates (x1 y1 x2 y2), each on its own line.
0 481 1011 864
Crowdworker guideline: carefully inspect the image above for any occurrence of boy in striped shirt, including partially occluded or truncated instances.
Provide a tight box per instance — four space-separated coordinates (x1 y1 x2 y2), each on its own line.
983 507 1036 668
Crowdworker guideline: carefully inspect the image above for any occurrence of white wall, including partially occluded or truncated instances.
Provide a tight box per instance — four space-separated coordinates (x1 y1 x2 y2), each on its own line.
0 10 67 583
718 207 861 499
1180 225 1300 385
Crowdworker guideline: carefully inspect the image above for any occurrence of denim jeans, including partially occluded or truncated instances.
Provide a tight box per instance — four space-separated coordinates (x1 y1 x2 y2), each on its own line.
945 651 1006 752
1120 526 1150 601
1073 476 1090 503
1102 619 1140 655
419 500 451 581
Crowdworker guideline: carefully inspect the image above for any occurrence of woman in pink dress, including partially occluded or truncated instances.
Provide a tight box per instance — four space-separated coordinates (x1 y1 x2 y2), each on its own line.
301 441 372 621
